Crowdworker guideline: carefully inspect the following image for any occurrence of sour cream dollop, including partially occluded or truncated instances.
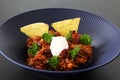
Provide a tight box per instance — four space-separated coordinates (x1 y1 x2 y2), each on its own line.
50 36 68 56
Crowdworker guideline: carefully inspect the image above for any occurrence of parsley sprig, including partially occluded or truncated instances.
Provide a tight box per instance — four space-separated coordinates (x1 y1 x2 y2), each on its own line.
48 56 59 69
28 43 40 56
70 46 81 59
42 33 54 43
65 30 72 41
80 34 92 45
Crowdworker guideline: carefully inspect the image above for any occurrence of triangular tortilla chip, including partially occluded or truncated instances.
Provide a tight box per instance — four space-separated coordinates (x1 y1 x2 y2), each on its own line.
51 17 81 36
20 22 49 37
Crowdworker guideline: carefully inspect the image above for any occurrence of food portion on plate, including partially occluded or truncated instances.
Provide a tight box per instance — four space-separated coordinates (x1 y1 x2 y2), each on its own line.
20 17 93 71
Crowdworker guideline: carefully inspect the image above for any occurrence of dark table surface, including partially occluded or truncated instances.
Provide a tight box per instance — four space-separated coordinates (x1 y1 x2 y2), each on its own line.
0 0 120 80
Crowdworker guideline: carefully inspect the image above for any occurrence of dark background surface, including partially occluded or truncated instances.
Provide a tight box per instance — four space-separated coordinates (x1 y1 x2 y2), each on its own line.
0 0 120 80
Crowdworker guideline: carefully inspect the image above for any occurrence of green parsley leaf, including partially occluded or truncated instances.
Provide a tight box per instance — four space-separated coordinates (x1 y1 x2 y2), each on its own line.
70 46 80 59
28 43 40 56
42 33 54 43
65 30 72 41
80 34 92 45
48 56 59 69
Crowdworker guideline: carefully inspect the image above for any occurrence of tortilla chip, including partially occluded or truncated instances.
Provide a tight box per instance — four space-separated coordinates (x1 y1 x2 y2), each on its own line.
20 22 49 37
51 17 81 36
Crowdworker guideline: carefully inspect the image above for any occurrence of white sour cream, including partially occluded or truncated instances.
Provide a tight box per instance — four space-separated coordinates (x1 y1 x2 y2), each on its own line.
50 36 68 56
